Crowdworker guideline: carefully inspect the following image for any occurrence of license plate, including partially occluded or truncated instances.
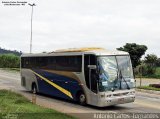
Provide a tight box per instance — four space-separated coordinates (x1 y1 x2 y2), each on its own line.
118 98 124 102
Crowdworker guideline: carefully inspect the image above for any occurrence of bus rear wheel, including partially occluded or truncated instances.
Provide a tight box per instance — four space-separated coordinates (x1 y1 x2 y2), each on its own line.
77 92 86 105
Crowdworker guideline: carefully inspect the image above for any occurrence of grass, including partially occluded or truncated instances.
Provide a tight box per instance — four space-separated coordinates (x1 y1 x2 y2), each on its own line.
137 86 160 91
0 90 76 119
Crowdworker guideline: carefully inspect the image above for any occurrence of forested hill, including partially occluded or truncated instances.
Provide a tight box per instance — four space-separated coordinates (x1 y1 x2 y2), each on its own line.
0 47 22 56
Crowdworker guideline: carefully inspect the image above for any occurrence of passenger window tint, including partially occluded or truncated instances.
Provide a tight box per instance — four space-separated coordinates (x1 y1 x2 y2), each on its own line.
21 56 82 72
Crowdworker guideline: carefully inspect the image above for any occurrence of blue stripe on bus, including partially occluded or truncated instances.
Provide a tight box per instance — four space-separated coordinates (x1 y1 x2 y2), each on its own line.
32 69 83 100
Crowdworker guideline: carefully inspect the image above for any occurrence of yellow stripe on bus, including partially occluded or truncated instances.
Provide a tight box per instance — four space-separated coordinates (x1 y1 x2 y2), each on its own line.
31 70 73 99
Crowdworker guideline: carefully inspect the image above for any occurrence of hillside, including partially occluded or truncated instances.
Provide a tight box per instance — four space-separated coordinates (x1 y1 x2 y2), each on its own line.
0 47 22 56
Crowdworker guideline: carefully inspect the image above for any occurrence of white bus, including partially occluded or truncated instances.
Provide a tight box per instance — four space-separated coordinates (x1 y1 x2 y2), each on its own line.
21 48 135 107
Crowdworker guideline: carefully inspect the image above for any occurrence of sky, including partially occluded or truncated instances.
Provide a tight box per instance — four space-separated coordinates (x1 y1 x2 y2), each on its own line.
0 0 160 57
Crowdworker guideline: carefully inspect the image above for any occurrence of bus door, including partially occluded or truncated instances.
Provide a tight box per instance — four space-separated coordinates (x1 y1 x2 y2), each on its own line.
84 55 98 102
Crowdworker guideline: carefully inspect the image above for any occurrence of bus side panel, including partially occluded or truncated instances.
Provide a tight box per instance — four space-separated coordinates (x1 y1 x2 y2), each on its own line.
21 69 39 91
36 76 72 100
33 69 83 101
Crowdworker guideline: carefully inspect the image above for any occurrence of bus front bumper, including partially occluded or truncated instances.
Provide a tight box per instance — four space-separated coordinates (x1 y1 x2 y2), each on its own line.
97 94 135 107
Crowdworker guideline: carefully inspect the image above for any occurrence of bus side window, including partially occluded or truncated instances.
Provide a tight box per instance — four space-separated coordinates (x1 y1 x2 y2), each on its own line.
55 56 82 72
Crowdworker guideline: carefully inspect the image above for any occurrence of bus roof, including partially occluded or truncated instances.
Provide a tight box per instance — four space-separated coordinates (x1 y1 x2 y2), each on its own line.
55 47 105 52
21 47 129 57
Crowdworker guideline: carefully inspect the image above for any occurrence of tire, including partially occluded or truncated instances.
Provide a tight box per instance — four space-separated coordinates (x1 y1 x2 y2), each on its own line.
77 92 86 105
32 83 37 94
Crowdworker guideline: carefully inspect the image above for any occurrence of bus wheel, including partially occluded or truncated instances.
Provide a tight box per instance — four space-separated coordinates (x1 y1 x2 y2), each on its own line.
32 83 37 94
78 92 86 105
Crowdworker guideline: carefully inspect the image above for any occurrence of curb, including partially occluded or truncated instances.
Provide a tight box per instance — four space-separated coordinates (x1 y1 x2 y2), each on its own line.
136 88 160 95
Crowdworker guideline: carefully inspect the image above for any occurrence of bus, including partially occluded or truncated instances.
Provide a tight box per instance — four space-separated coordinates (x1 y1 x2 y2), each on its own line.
21 47 135 107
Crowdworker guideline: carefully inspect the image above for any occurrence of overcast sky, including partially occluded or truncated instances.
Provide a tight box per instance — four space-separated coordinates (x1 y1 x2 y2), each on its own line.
0 0 160 57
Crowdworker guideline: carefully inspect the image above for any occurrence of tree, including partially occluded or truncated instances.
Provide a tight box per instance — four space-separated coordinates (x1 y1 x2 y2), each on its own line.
0 47 22 56
144 54 158 64
144 54 158 74
117 43 147 68
156 58 160 67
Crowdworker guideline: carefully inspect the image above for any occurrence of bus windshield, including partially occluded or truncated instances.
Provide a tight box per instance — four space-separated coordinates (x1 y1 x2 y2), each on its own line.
98 55 134 92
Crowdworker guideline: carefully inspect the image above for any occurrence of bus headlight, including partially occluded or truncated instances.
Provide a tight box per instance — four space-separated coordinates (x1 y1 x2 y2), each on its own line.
100 94 105 98
106 94 112 97
130 91 135 94
100 94 112 98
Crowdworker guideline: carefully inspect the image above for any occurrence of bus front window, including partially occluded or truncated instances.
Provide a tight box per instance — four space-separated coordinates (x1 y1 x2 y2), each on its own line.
98 55 134 92
116 56 133 79
98 56 118 92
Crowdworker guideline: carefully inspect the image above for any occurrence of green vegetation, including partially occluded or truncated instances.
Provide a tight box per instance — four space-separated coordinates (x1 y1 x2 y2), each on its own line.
155 67 160 76
134 54 160 79
117 43 147 68
0 47 22 56
143 54 158 75
0 90 75 119
140 67 160 79
0 54 20 68
136 67 160 79
137 86 160 91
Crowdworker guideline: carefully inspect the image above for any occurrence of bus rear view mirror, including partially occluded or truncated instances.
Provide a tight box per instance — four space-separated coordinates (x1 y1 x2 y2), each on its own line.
88 65 97 69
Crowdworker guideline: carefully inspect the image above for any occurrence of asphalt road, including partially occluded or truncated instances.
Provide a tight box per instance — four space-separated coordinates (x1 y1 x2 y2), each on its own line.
0 69 160 118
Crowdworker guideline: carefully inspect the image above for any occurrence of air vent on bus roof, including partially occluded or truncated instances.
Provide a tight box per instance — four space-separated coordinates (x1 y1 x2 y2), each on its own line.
53 47 105 53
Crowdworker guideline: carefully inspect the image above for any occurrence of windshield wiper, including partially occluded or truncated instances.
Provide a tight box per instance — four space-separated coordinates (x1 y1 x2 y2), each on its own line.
119 70 130 90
